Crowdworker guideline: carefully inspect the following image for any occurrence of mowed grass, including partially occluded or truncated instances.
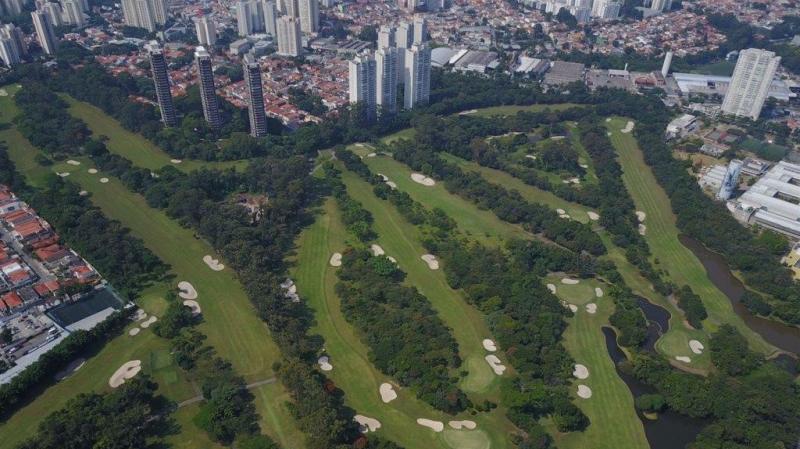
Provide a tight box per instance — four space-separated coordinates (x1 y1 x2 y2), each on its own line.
292 198 506 449
2 132 305 448
463 103 581 117
63 96 247 173
545 277 649 449
340 168 504 399
607 117 775 357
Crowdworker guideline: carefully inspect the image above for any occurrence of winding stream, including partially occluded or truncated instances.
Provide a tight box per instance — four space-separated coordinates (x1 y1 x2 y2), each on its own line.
678 234 800 355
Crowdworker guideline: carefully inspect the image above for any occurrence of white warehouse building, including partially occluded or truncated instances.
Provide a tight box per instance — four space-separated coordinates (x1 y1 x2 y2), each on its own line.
728 161 800 239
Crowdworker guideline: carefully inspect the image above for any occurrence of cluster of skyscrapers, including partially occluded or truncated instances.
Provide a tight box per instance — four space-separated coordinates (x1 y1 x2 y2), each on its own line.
349 16 431 119
0 0 26 17
37 0 87 29
121 0 169 32
0 23 25 66
147 42 269 138
234 0 317 57
2 0 89 65
541 0 622 21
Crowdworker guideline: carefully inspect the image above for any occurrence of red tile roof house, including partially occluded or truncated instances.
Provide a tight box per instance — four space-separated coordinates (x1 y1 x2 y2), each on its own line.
34 244 71 265
1 291 24 310
71 265 99 284
33 280 60 298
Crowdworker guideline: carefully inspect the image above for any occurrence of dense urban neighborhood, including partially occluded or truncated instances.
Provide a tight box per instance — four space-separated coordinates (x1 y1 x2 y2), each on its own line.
0 0 800 449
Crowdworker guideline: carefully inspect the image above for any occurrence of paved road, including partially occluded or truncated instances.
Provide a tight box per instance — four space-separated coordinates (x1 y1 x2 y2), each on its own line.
177 377 277 408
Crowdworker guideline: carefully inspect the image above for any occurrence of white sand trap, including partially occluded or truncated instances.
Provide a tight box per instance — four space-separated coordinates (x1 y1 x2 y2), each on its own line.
689 340 704 354
484 355 507 375
78 190 89 196
354 415 381 433
638 224 647 235
595 287 604 297
371 244 385 256
559 214 571 220
579 163 589 169
0 89 7 96
547 283 557 294
421 254 439 270
607 132 612 136
109 360 142 388
585 303 597 314
140 316 158 328
99 177 109 183
378 173 389 181
568 177 581 184
561 278 579 285
386 181 397 189
525 154 537 160
133 309 147 321
459 109 478 115
367 152 377 157
88 168 98 174
411 173 436 186
448 420 477 430
587 211 600 221
128 327 140 336
551 136 565 140
621 121 635 133
379 383 397 403
556 208 566 215
57 172 70 178
66 160 81 166
636 211 646 222
605 117 612 122
178 281 198 300
183 299 201 315
202 255 225 271
387 256 397 264
482 339 497 352
568 304 578 313
577 385 592 399
417 419 444 432
170 159 182 164
317 356 333 371
573 364 589 379
329 252 342 267
675 356 691 363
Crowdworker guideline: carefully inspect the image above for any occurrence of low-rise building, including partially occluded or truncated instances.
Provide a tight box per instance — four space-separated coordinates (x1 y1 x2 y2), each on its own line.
543 60 585 86
666 113 699 139
729 161 800 239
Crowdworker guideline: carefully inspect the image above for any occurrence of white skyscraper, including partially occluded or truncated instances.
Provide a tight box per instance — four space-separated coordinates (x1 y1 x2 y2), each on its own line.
377 25 394 48
375 47 398 114
62 0 85 26
0 37 20 66
121 0 166 32
404 43 430 109
281 0 298 17
150 0 168 26
648 0 671 13
42 2 63 27
31 10 58 55
412 15 426 44
1 0 25 16
721 49 781 120
276 15 301 56
237 0 255 36
396 21 413 86
590 0 620 19
195 16 216 46
349 52 376 120
1 23 26 56
262 0 277 36
298 0 318 33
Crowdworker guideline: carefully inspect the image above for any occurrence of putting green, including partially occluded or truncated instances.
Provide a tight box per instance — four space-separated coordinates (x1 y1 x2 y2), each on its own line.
442 428 492 449
607 117 775 357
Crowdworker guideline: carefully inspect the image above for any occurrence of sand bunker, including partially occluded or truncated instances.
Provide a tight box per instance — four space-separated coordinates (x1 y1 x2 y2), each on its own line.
579 163 589 169
183 299 201 315
202 255 225 271
57 172 70 178
556 208 566 215
577 385 592 399
379 383 397 403
386 181 397 189
689 340 704 354
317 356 333 371
568 177 581 184
595 287 604 297
109 360 142 388
78 190 88 196
568 304 578 313
329 252 342 267
587 211 600 221
178 281 198 300
410 173 436 186
133 309 147 321
675 356 691 363
66 160 81 166
371 244 385 256
621 121 635 133
140 316 158 328
525 154 537 160
638 224 647 235
482 339 497 352
636 211 646 222
561 278 579 285
605 117 612 122
387 256 397 264
559 214 571 219
367 152 377 157
88 168 98 174
128 327 140 336
573 364 589 379
354 415 381 433
448 420 477 430
459 109 478 115
421 254 439 270
585 303 597 314
417 419 445 432
99 177 109 183
170 159 182 164
378 173 389 181
547 283 557 294
0 89 7 96
484 355 507 375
